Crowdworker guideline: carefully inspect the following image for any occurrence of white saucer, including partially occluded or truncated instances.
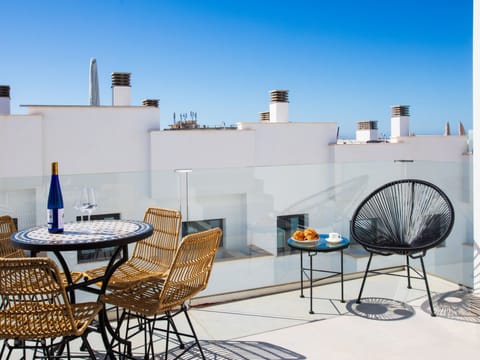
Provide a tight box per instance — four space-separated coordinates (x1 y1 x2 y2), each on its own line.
326 236 342 244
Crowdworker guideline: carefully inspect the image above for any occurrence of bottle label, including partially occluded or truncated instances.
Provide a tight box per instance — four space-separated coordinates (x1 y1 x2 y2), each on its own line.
48 208 64 233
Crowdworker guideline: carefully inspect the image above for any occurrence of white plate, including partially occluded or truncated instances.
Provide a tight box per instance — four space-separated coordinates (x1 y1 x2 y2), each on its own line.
326 236 342 244
291 238 319 245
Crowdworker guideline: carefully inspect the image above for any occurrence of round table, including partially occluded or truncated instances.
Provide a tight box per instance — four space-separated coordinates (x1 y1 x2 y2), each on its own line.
288 234 350 314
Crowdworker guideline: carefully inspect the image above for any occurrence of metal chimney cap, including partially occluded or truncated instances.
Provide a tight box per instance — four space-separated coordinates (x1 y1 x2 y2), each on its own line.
391 105 410 117
142 99 159 107
0 86 10 98
111 72 131 87
259 111 270 122
269 89 289 103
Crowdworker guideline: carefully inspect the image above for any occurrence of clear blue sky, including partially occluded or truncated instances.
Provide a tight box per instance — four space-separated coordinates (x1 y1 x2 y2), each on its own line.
1 0 472 137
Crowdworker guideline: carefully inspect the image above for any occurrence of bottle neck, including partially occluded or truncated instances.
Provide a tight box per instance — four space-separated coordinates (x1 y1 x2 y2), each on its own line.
51 162 59 175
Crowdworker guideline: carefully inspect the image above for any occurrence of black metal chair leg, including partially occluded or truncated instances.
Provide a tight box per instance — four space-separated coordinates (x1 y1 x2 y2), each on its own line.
406 256 412 289
356 252 373 304
183 307 206 360
81 332 97 360
420 257 436 317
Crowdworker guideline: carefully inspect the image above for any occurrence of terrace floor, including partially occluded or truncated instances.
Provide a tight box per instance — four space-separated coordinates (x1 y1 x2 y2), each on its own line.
3 271 480 359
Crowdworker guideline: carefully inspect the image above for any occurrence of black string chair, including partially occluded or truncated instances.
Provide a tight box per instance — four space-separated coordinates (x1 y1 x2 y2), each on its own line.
350 179 454 316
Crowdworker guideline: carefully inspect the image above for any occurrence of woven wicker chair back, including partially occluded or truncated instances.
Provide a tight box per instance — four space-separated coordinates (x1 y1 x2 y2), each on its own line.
158 227 222 311
132 207 182 270
0 257 78 339
0 215 25 258
350 179 454 254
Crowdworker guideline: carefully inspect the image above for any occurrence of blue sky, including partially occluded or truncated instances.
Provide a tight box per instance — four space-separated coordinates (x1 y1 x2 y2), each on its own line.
1 0 472 137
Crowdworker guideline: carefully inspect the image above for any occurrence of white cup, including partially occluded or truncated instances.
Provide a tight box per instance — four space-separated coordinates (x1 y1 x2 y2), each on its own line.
329 232 340 239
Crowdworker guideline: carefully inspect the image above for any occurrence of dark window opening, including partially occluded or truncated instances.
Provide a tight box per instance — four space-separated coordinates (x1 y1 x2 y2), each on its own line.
182 218 224 247
277 214 306 255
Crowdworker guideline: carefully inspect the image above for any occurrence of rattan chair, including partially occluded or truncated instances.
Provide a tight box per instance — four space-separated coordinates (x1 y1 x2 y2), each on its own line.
84 207 182 290
0 215 83 285
0 257 102 359
101 227 222 360
350 179 454 316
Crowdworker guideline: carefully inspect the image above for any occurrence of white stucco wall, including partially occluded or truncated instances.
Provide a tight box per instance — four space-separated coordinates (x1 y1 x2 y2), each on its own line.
0 114 43 177
334 135 468 163
24 105 160 175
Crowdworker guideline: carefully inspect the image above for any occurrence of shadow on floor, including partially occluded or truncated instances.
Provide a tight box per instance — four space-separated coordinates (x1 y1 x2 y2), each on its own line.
422 289 480 323
162 340 306 360
346 297 415 321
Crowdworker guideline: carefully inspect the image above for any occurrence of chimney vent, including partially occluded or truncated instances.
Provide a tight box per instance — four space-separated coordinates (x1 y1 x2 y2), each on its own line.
356 120 379 142
259 111 270 122
142 99 159 107
269 89 289 123
111 72 131 87
391 105 410 138
391 105 410 117
111 72 131 106
0 85 11 115
0 86 10 98
269 89 289 103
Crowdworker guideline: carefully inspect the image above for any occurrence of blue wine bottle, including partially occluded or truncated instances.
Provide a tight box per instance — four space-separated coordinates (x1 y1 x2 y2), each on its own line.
47 162 64 233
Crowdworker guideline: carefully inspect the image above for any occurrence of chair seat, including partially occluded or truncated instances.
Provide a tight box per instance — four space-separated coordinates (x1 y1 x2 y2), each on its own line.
84 258 169 290
0 300 101 340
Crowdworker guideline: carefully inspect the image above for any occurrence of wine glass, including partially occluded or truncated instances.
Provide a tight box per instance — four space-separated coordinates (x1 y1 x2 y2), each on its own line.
73 198 88 223
81 186 98 222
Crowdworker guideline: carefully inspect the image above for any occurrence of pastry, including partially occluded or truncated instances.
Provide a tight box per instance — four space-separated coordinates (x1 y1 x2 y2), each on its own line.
292 230 305 241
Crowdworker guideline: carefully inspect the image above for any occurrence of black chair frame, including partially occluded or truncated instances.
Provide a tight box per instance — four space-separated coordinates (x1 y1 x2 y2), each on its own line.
350 179 455 316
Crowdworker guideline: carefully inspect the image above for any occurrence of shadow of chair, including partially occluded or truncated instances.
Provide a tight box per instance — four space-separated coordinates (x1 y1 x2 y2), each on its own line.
101 227 222 359
0 215 83 285
166 340 307 359
84 207 182 289
0 257 102 359
350 179 454 316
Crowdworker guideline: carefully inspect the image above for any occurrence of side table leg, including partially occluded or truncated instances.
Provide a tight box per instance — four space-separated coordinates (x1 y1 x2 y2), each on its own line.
300 250 304 298
340 250 345 303
309 253 314 314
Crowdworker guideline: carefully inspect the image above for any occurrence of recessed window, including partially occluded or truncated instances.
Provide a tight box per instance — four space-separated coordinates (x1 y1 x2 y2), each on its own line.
277 214 306 255
182 218 224 247
77 213 121 263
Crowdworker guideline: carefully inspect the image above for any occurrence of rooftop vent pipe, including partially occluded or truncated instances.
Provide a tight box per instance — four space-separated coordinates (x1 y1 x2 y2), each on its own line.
142 99 159 107
0 86 11 115
111 72 131 106
269 89 289 123
391 105 410 138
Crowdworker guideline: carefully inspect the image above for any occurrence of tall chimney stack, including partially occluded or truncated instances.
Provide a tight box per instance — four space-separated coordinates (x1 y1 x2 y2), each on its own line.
269 90 289 123
391 105 410 138
0 86 11 115
111 72 131 106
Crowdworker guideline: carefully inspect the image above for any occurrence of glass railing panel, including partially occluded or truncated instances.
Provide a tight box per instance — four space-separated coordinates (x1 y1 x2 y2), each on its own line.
0 158 474 300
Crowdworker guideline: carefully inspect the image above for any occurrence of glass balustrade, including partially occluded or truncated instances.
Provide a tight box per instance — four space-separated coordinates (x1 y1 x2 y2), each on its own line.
0 159 473 300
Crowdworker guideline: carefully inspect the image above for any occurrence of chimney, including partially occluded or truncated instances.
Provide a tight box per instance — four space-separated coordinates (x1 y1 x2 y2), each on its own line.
0 86 11 115
142 99 159 107
111 72 131 106
259 111 270 122
391 105 410 138
356 120 379 142
269 90 289 123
